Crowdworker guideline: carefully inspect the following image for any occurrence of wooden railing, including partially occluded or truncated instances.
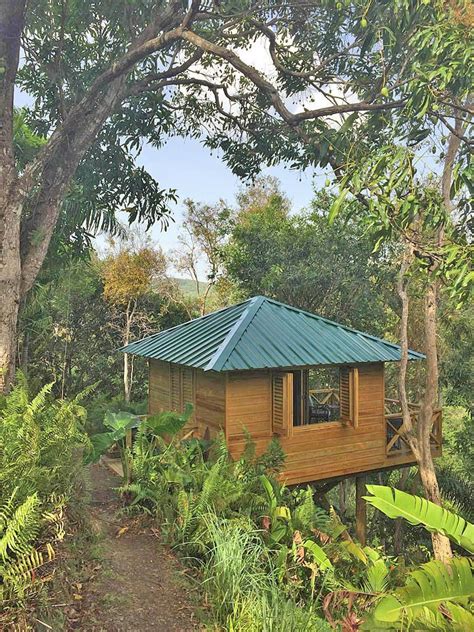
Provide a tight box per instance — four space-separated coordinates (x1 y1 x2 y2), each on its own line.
309 388 340 405
385 399 442 457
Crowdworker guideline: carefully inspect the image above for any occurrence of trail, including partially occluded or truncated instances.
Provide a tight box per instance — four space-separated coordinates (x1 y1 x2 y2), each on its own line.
75 463 199 632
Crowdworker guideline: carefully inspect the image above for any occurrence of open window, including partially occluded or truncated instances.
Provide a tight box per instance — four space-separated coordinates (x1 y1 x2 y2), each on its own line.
290 366 359 427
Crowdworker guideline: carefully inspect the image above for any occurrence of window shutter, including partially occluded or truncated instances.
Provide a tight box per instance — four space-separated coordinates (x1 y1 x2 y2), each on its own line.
352 367 359 428
182 367 194 413
170 364 181 411
272 372 293 437
340 367 359 427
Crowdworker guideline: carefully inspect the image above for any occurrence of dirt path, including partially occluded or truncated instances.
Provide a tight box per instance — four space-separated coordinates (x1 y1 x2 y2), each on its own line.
75 463 199 632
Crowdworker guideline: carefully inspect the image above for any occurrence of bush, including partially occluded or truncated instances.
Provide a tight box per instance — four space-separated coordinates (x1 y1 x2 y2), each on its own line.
0 375 88 611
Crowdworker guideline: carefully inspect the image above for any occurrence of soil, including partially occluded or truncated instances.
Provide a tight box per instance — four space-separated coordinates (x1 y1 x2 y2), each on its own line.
71 463 200 632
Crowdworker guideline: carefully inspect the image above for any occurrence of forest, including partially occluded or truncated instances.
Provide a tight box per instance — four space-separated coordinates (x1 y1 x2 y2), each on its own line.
0 0 473 630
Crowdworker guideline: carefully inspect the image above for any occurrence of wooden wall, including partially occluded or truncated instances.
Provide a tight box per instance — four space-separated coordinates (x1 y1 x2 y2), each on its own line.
149 360 423 484
148 359 171 414
148 359 225 438
195 370 226 439
225 363 417 485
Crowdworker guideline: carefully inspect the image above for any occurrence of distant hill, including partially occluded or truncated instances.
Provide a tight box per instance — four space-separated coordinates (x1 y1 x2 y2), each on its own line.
172 277 208 297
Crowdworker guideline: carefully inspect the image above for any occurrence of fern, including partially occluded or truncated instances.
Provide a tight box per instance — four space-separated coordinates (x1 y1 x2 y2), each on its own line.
0 493 40 561
2 543 56 600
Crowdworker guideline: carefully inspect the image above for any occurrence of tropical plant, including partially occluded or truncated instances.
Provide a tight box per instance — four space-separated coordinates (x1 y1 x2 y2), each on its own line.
364 485 474 553
86 405 192 483
363 485 474 630
367 557 474 630
0 491 61 602
199 515 332 632
0 374 89 505
0 376 87 612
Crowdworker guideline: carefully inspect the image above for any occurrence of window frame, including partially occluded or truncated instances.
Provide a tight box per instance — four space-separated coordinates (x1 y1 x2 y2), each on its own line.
288 366 359 430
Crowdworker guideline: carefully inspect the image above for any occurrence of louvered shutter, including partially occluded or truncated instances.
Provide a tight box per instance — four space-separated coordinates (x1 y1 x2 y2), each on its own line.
272 372 293 437
170 364 181 411
182 367 194 413
340 367 359 427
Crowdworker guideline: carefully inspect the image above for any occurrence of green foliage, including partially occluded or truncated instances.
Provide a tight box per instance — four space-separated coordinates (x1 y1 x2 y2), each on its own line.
0 377 87 605
201 517 331 631
222 187 395 335
0 375 89 504
371 558 474 630
0 493 41 562
364 485 474 553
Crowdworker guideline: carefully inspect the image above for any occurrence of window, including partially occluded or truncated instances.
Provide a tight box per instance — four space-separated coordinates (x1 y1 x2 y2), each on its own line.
290 367 358 427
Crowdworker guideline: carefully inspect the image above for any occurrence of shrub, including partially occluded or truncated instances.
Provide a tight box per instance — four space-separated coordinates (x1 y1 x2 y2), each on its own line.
0 375 88 611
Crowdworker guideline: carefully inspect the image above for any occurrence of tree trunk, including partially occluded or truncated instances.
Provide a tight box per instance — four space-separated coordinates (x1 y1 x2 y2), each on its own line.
0 1 25 393
124 352 131 404
393 467 410 556
417 280 452 561
0 192 23 393
338 480 347 518
123 299 135 403
397 254 452 561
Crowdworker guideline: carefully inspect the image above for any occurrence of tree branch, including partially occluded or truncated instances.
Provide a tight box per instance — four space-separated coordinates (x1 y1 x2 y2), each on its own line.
181 29 406 125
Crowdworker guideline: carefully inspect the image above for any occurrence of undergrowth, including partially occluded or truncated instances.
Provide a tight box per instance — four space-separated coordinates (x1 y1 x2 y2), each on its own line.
0 375 90 629
94 408 474 631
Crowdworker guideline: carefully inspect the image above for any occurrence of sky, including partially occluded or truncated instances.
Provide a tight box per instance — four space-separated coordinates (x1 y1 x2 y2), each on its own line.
15 85 323 279
135 138 322 256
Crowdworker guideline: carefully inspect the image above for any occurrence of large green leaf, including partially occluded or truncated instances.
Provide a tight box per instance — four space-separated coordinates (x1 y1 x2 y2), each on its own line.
374 557 474 627
103 411 140 432
302 539 334 572
145 403 192 437
364 485 474 553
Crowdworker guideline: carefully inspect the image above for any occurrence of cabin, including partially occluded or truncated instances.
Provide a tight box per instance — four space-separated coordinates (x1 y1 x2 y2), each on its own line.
122 295 442 491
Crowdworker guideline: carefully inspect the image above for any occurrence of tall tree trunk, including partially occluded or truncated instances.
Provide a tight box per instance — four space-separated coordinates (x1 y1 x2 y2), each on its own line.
123 352 131 404
397 250 452 561
0 190 23 393
0 1 26 393
123 299 136 403
417 280 452 561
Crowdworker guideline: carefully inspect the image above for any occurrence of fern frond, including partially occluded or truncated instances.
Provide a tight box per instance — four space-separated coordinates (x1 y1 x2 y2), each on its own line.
0 494 40 561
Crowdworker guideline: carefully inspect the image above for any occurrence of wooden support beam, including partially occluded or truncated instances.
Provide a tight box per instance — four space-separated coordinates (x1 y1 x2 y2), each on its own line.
355 475 367 546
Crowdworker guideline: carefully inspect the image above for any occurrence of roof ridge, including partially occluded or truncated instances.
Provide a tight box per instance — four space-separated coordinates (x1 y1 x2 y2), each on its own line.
204 296 266 371
261 296 425 358
118 296 253 352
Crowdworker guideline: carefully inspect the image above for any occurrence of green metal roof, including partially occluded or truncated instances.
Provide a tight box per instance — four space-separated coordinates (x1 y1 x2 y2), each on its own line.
121 295 425 371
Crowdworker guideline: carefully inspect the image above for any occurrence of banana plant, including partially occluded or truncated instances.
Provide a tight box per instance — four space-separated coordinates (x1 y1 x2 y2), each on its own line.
364 485 474 553
362 485 474 630
367 557 474 630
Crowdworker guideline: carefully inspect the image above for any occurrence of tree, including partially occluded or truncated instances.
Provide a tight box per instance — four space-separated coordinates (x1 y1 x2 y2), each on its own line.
0 0 469 390
101 236 169 402
223 184 394 335
332 155 472 561
172 199 233 315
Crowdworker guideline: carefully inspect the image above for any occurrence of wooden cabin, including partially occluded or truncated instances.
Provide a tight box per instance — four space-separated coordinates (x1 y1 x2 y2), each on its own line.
122 296 442 487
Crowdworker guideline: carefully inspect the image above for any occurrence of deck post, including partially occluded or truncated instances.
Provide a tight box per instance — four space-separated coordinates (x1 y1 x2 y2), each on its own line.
355 475 367 546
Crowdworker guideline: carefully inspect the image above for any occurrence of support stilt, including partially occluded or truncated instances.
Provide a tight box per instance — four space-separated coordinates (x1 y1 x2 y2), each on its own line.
355 475 367 546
